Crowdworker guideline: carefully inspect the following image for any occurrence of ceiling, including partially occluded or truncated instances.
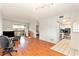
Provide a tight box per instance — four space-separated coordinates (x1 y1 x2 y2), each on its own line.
0 3 79 23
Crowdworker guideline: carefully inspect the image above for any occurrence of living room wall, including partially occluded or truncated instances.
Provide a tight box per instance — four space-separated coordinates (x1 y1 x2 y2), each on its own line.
0 14 3 35
3 18 59 44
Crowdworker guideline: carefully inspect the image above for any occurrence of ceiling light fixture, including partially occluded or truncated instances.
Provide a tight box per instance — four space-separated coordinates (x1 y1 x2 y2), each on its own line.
35 3 53 10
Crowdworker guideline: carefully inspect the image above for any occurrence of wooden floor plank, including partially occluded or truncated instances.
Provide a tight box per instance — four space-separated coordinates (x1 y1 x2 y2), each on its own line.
0 38 64 56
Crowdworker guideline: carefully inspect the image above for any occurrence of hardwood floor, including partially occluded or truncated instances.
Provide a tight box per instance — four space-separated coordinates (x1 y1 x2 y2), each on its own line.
0 38 64 56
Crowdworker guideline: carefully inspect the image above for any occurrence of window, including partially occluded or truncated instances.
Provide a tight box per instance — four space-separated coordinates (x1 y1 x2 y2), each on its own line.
73 23 79 32
13 24 25 36
13 25 25 31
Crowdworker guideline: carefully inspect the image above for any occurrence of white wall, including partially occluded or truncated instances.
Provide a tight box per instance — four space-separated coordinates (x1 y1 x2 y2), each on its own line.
0 14 3 35
71 32 79 50
29 20 36 38
71 22 79 50
28 17 60 44
38 17 59 43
